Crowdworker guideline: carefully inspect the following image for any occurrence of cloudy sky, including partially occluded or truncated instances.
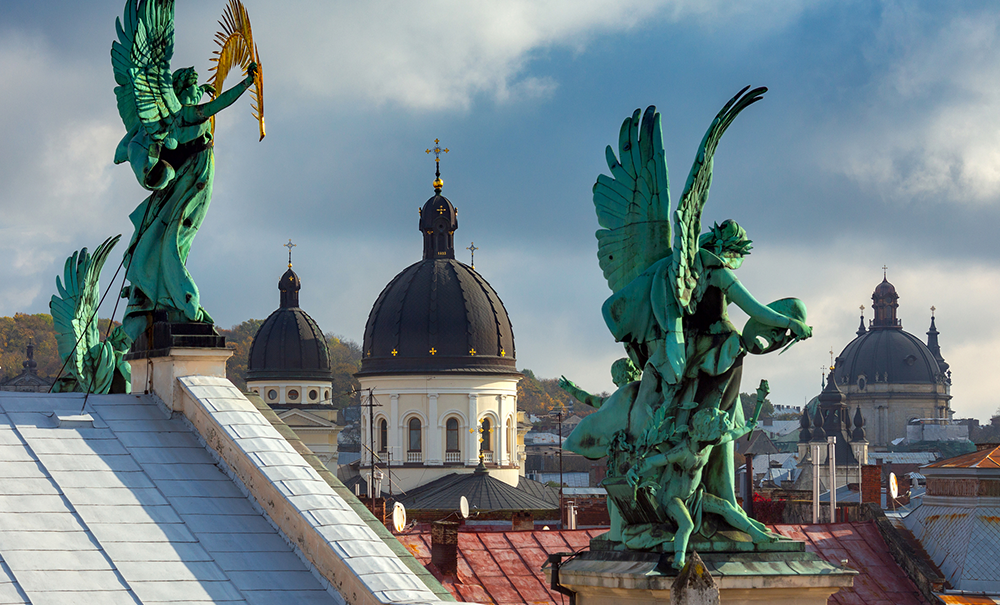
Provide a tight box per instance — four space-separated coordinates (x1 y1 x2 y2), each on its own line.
2 1 999 420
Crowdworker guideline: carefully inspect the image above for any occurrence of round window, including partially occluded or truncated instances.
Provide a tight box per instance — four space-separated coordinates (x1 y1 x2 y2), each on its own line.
267 389 277 401
309 389 318 401
288 389 299 401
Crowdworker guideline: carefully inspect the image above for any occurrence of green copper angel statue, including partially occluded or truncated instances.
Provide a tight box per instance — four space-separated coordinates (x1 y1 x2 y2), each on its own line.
50 236 132 394
564 87 812 564
111 0 264 344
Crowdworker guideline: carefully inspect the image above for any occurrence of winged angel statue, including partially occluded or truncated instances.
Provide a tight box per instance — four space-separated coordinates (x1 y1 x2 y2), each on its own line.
112 0 264 345
564 87 812 567
50 236 133 394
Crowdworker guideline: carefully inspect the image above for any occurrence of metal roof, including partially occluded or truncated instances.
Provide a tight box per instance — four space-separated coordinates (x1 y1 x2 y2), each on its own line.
398 522 925 605
0 392 344 604
906 501 1000 592
924 444 1000 469
397 467 557 512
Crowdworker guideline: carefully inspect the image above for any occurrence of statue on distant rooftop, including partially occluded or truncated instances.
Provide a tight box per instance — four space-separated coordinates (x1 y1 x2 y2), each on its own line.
563 87 812 566
111 0 264 344
50 236 132 394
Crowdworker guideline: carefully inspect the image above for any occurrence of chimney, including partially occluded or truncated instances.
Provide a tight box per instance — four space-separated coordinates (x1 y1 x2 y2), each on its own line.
431 520 459 578
511 511 534 531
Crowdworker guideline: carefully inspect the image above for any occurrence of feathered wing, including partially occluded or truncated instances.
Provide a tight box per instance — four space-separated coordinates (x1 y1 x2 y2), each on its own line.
594 106 672 293
671 86 766 312
49 236 122 393
111 0 181 162
209 0 265 140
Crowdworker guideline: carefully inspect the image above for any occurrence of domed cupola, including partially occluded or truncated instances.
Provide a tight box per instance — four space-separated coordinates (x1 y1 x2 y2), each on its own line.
871 270 900 329
358 146 516 377
834 272 944 387
248 247 331 383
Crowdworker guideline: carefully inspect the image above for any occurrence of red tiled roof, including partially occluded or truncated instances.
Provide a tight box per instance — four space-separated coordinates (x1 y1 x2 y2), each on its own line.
924 445 1000 469
398 522 925 605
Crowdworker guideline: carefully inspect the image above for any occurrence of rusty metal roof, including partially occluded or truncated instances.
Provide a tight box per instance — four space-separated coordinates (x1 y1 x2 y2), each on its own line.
924 445 1000 469
398 522 924 605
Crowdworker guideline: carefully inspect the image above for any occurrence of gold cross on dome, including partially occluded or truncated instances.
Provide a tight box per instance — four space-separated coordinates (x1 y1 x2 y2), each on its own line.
467 242 478 268
500 348 505 357
469 348 476 356
437 206 446 214
426 138 449 162
429 348 437 355
284 239 296 268
391 349 397 356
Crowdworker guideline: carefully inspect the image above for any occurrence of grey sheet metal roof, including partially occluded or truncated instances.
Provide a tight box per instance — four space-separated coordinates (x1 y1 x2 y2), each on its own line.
0 392 343 605
397 465 557 512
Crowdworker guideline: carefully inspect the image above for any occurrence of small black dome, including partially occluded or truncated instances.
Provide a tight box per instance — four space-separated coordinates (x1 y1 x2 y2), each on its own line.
248 267 331 382
358 259 516 376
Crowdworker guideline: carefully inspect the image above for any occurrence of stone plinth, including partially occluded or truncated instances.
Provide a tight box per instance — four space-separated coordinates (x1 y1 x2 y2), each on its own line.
547 547 855 605
128 347 233 412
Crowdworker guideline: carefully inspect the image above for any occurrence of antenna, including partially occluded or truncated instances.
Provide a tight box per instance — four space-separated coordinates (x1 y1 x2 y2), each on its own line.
459 496 470 519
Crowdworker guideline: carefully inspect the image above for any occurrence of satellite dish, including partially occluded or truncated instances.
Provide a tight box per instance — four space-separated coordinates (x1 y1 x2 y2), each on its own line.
459 496 470 519
392 502 406 533
888 472 899 500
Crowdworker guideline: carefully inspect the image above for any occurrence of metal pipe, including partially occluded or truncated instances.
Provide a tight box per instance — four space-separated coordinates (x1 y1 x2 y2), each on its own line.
828 436 837 523
812 443 820 524
547 553 577 605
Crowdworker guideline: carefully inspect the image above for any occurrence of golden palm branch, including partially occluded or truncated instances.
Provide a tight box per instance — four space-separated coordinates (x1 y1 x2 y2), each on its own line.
208 0 265 140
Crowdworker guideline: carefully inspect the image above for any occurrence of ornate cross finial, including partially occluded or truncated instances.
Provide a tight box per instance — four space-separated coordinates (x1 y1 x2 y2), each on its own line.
930 305 936 317
859 304 865 313
882 264 888 278
829 347 835 371
284 239 296 268
425 138 449 193
467 241 478 268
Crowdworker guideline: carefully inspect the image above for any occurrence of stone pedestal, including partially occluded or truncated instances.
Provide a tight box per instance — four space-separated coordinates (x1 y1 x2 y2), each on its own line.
546 541 855 605
128 347 233 412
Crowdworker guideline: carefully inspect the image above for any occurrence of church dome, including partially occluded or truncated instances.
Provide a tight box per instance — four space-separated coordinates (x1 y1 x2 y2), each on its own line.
358 191 516 377
248 266 331 382
833 276 943 388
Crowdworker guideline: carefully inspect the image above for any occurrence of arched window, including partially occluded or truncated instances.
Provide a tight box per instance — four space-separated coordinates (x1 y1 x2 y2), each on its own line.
408 418 422 452
378 419 387 453
481 418 492 452
446 418 460 452
506 417 514 456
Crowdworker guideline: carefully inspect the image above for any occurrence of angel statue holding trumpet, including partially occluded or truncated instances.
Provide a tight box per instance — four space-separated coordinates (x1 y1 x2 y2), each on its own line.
562 87 812 566
111 0 265 346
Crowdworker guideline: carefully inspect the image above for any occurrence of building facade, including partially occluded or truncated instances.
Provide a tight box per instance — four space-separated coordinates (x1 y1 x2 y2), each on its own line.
356 177 522 492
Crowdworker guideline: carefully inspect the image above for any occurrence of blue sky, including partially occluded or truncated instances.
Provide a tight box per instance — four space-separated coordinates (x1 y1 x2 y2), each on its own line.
2 1 1000 420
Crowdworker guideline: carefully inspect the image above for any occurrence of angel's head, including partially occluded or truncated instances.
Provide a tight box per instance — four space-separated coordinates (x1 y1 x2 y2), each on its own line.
700 219 753 270
172 67 203 104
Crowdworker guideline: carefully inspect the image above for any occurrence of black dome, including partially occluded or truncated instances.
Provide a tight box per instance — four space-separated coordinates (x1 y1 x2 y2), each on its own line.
247 267 331 382
834 328 942 386
834 275 943 387
358 259 517 376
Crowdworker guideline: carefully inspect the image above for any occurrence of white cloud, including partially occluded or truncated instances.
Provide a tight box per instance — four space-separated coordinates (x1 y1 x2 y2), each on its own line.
253 0 817 111
830 6 1000 205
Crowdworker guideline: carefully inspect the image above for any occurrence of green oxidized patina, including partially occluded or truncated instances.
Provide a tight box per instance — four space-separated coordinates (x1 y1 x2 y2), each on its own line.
561 87 812 569
111 0 257 344
49 236 132 394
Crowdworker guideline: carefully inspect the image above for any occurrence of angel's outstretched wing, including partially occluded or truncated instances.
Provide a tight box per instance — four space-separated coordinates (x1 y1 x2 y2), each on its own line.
111 0 181 158
671 86 766 312
594 106 672 293
49 235 121 393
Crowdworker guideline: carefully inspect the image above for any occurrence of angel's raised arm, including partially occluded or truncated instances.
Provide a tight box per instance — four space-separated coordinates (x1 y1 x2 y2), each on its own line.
717 270 811 339
181 64 256 124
